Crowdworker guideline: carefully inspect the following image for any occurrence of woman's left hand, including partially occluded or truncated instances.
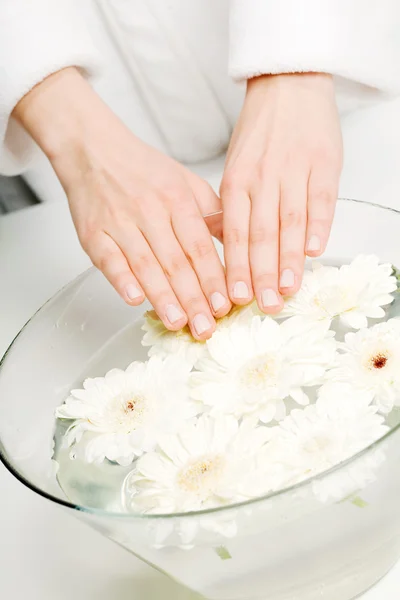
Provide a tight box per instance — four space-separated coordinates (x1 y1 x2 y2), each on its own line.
220 73 343 313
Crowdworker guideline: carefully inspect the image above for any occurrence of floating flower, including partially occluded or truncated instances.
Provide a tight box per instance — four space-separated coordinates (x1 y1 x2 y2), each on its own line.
124 415 274 519
329 319 400 414
56 356 197 466
263 387 388 499
281 255 396 330
190 316 337 423
141 303 258 367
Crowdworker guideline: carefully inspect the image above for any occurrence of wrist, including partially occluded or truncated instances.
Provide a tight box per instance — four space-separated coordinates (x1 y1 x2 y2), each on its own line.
13 67 105 165
247 72 334 95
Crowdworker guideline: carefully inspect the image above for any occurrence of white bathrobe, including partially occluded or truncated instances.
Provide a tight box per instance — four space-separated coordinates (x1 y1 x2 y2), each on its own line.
1 0 400 192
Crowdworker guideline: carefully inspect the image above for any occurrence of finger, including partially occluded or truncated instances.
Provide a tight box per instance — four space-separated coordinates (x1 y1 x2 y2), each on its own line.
249 181 284 314
204 211 223 243
110 226 188 332
139 218 217 340
83 231 145 306
279 175 308 296
190 176 224 241
305 169 339 258
220 181 253 305
172 206 231 319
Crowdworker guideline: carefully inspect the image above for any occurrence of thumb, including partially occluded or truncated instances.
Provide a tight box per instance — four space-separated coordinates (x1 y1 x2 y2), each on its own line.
190 177 224 242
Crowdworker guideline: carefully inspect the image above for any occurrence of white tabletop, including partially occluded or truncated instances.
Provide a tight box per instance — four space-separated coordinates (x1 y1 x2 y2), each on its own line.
2 96 400 599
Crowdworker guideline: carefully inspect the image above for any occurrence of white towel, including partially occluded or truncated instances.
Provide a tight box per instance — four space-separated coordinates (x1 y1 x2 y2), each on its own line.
0 0 101 176
229 0 400 112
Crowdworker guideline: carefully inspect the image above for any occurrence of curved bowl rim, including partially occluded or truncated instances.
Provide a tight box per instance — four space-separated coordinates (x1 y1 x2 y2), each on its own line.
1 197 400 521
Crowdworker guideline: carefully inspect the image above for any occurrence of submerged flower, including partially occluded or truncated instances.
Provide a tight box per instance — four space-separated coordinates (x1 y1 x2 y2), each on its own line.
264 387 388 499
329 319 400 413
124 415 274 518
190 316 337 423
281 255 396 330
56 356 197 466
141 303 258 366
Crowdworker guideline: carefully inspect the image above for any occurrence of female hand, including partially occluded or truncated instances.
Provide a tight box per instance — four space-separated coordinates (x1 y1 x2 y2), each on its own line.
221 73 343 313
14 68 231 340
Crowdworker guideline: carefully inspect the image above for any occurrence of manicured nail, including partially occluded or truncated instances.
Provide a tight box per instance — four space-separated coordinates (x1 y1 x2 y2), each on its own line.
210 292 226 312
233 281 249 299
166 304 185 325
262 289 279 308
280 269 295 289
126 283 142 301
307 234 321 252
193 313 211 335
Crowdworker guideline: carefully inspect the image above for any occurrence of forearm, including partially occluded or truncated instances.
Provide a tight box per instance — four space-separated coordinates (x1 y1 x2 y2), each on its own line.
0 0 101 175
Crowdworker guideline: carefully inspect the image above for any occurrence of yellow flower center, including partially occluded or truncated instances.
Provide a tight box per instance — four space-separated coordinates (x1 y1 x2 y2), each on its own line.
241 354 278 389
178 455 225 493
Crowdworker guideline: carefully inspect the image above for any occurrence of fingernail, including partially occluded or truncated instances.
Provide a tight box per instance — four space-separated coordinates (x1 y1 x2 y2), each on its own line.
307 234 321 252
193 313 212 335
166 304 185 325
210 292 226 312
262 289 279 308
280 269 295 289
126 284 142 301
233 281 249 299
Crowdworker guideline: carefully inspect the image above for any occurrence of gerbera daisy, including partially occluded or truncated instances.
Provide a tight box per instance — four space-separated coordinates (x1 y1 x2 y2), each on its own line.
190 316 336 423
281 255 396 330
329 319 400 413
56 356 197 466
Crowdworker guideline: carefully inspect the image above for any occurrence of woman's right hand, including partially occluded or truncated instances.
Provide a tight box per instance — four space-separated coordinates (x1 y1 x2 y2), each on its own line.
13 68 231 340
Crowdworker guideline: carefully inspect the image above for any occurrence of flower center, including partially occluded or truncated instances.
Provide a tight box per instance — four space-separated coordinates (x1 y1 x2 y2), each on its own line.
108 393 148 433
241 354 278 390
368 352 389 370
177 455 225 494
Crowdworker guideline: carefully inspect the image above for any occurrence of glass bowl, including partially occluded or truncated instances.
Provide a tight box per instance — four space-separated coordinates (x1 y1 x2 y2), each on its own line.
1 198 400 600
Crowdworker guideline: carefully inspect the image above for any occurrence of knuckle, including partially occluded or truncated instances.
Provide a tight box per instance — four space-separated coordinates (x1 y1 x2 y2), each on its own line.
280 210 306 230
92 249 119 272
164 252 190 279
186 238 215 262
200 276 221 293
224 227 247 247
310 188 336 207
153 291 177 310
220 169 247 196
130 251 153 273
78 224 98 251
250 224 278 245
182 295 206 314
165 187 190 210
254 273 278 289
280 249 302 265
113 272 131 291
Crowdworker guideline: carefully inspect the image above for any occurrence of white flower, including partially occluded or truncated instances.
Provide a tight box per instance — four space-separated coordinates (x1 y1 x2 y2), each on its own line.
264 387 388 500
316 381 375 415
281 255 396 330
329 319 400 414
190 316 337 423
124 415 273 518
141 304 258 367
56 356 197 466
